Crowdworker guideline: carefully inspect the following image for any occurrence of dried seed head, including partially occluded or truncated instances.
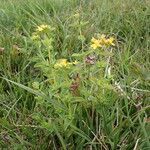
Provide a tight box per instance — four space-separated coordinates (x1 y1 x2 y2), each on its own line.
70 74 80 96
85 55 97 65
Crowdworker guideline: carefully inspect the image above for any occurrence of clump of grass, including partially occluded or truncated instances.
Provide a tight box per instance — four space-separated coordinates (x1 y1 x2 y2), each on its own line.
0 0 150 149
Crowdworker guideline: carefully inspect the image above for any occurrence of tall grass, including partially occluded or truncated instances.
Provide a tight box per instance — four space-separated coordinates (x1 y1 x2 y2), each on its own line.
0 0 150 149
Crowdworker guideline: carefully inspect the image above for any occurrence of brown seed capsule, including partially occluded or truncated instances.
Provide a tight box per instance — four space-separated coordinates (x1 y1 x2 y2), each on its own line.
70 73 80 96
70 81 80 96
70 81 79 91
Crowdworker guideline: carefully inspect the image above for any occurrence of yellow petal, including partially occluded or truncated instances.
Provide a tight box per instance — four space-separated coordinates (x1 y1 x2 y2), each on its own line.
91 44 97 49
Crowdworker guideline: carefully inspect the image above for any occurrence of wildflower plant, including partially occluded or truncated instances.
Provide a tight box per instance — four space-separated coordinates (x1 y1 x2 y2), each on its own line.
1 1 149 149
29 24 117 140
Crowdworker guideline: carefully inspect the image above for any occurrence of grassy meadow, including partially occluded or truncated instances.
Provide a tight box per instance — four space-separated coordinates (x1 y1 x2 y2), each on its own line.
0 0 150 149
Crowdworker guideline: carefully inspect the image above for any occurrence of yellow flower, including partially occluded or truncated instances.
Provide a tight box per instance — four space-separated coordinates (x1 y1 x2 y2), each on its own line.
36 24 49 32
91 37 102 49
91 34 115 49
54 59 68 68
106 37 115 46
91 44 98 49
54 59 78 69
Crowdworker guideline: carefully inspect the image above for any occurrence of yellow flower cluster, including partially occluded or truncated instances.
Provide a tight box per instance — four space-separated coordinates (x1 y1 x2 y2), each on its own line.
91 34 115 49
54 59 78 69
31 24 51 40
36 24 49 32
